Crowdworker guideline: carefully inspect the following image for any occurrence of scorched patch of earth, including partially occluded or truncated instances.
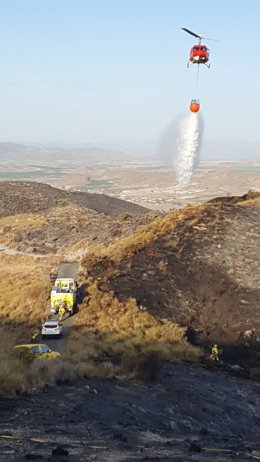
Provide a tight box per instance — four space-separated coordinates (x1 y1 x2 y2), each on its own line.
0 362 259 461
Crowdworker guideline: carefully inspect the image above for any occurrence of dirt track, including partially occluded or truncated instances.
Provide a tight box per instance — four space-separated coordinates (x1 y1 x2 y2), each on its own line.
45 262 79 354
57 262 79 281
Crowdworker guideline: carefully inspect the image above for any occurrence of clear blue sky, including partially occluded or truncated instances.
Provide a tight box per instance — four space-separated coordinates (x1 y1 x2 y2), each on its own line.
0 0 259 149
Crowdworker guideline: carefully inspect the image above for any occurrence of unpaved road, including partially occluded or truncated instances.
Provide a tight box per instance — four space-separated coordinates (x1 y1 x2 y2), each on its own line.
45 262 79 354
57 263 79 281
0 243 82 260
0 362 259 461
0 244 37 257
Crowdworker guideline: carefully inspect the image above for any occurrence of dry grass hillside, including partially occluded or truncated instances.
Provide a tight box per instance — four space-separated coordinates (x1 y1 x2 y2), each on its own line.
0 184 259 394
0 181 148 217
79 192 260 365
0 253 56 325
0 205 157 255
0 182 156 254
0 252 59 397
63 281 202 382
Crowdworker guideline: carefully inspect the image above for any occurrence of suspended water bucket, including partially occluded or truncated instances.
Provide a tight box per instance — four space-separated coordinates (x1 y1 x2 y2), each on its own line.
190 99 200 113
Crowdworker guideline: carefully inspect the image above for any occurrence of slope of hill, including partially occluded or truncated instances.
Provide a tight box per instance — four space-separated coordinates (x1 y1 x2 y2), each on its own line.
0 181 155 254
0 181 148 217
1 184 259 358
0 186 260 461
80 192 260 362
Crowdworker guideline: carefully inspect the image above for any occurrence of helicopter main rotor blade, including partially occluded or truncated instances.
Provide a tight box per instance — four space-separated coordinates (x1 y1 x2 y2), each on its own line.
181 28 202 39
203 37 219 41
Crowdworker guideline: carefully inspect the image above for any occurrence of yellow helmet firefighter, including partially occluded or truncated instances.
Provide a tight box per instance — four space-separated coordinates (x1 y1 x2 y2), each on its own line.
31 331 39 343
210 344 219 362
59 305 66 321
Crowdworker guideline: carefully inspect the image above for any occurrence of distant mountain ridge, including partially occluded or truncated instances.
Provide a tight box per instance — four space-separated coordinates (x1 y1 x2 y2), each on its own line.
1 140 260 162
0 143 130 164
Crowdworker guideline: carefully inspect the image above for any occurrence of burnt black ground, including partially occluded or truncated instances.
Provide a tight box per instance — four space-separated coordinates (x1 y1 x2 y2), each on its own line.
0 362 259 462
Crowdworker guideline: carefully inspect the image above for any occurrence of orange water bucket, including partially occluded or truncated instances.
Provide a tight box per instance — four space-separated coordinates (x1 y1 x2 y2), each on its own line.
190 100 200 112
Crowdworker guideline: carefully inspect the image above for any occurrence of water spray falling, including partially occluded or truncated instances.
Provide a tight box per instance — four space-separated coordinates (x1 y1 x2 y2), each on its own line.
173 112 202 185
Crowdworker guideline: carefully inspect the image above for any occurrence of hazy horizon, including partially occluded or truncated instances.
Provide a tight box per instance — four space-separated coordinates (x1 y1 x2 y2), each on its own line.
0 138 259 161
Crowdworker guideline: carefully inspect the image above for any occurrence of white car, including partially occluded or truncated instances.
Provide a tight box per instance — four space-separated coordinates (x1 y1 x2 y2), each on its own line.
41 320 63 339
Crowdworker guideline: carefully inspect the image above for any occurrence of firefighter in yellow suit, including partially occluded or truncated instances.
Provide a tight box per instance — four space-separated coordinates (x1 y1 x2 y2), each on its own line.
31 331 39 343
210 344 219 361
59 305 66 322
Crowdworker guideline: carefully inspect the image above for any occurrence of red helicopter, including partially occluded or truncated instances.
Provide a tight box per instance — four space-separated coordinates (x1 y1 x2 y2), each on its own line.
182 28 215 68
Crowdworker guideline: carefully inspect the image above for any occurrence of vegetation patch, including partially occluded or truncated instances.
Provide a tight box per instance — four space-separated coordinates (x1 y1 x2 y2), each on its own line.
0 213 46 248
61 281 203 381
0 253 61 397
85 204 208 262
0 254 55 324
0 327 52 398
0 213 46 230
